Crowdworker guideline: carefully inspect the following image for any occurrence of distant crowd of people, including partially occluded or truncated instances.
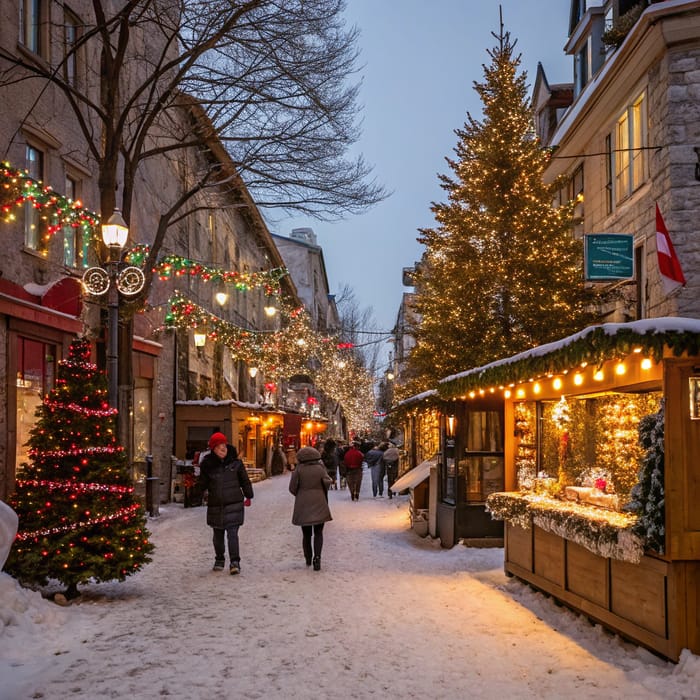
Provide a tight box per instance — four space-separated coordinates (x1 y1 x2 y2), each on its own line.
313 437 400 501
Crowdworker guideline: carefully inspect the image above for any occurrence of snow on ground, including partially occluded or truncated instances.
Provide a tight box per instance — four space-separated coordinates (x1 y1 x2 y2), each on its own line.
1 470 699 700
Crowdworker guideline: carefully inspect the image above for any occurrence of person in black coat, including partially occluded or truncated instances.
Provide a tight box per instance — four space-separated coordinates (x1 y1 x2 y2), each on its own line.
197 432 254 574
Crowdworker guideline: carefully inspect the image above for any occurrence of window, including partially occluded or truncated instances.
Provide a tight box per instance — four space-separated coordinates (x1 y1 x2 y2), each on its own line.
441 409 504 505
569 164 584 202
64 11 80 87
608 92 647 206
24 144 44 250
133 378 153 474
16 337 56 469
19 0 44 56
574 42 589 96
461 410 504 502
604 6 614 57
605 134 613 214
62 175 89 268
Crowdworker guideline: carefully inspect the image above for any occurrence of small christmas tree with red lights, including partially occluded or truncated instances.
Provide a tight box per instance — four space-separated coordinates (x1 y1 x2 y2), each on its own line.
5 337 153 600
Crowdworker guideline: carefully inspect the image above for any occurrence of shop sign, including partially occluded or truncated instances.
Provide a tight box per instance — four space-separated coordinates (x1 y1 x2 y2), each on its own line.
584 233 634 281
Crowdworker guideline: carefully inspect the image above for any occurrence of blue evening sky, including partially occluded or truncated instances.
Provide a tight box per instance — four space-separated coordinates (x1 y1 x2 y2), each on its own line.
275 1 573 345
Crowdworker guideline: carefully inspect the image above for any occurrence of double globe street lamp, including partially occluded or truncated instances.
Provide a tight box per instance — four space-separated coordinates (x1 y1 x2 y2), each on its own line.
82 209 145 408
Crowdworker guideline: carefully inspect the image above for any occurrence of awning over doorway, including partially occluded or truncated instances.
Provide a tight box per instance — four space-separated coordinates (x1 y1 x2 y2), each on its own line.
391 456 436 492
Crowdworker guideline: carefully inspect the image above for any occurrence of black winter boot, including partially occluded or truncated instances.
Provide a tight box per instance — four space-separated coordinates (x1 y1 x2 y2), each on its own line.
312 556 321 571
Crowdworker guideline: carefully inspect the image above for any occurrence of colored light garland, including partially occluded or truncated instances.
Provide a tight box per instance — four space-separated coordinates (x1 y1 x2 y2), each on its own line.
153 255 287 293
124 244 150 267
0 161 100 240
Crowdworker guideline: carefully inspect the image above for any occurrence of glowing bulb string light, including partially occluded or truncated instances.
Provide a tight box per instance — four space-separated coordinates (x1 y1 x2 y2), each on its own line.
14 503 143 542
43 399 118 418
16 479 134 495
152 255 288 293
0 161 100 239
163 292 365 395
32 445 122 459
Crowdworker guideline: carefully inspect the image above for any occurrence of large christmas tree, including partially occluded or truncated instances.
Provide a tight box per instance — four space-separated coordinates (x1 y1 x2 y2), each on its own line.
406 24 599 392
5 337 153 599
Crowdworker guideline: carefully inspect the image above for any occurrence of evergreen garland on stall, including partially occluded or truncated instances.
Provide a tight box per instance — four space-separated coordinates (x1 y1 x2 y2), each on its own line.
5 338 154 600
625 402 665 554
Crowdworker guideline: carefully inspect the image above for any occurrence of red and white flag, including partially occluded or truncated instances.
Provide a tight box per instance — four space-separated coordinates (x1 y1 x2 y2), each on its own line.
656 204 686 295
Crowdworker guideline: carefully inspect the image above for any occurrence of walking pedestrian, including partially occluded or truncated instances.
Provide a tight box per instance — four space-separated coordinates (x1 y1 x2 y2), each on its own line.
365 442 385 497
382 442 400 499
336 440 349 489
285 444 298 472
343 441 365 501
321 439 339 489
289 446 333 571
197 432 254 575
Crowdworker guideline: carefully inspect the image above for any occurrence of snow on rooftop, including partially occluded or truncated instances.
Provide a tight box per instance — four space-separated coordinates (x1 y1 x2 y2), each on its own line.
439 317 700 386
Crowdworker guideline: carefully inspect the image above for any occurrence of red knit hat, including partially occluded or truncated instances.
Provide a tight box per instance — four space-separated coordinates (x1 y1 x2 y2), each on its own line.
208 432 228 450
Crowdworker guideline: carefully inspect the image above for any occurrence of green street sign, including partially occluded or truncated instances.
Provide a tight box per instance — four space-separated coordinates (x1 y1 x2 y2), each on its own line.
584 233 634 281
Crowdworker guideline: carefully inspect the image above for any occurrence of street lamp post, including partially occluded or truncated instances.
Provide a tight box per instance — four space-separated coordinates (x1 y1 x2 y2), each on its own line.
82 209 145 409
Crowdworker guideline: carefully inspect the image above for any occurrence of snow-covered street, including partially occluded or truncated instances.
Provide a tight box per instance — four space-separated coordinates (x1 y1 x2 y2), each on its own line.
2 470 699 700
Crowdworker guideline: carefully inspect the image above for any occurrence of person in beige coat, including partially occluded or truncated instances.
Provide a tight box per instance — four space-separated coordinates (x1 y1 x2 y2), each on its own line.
289 446 333 571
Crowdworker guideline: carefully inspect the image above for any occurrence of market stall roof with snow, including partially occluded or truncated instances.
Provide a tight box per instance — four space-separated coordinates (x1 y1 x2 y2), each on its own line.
436 317 700 399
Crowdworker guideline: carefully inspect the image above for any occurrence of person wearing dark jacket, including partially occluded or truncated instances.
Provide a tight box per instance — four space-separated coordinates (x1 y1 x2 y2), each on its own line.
321 439 339 489
365 443 385 497
289 446 333 571
382 443 400 499
198 432 254 574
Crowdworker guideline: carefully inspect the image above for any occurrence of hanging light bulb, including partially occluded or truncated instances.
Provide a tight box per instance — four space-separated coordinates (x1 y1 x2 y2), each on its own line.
249 366 258 378
264 298 277 317
215 291 229 306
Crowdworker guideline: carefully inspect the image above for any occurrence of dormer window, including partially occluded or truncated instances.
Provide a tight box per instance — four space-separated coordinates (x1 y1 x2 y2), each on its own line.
567 3 607 97
575 43 589 95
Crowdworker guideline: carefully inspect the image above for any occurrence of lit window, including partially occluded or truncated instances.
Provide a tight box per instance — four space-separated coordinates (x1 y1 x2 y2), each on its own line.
24 144 44 250
63 175 89 268
609 92 647 206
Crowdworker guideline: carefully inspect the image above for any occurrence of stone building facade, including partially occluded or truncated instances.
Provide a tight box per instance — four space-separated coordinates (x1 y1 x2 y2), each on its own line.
538 0 700 322
0 1 299 499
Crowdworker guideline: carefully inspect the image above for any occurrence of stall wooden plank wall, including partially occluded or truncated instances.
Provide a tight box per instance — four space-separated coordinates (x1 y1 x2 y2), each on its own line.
504 522 700 660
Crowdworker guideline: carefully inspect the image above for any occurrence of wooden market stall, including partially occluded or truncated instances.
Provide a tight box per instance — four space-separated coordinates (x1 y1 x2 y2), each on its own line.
396 389 441 476
174 399 284 476
437 318 700 661
395 389 505 546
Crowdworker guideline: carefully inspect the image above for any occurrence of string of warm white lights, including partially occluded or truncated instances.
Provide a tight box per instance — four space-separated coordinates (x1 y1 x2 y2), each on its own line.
31 445 121 459
14 503 143 542
16 479 134 495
